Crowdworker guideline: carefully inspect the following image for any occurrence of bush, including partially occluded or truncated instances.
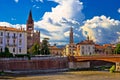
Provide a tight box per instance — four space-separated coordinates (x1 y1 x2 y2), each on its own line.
109 65 115 73
0 52 13 58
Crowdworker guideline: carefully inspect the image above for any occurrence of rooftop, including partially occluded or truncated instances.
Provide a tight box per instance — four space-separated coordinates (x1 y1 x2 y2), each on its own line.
0 26 26 32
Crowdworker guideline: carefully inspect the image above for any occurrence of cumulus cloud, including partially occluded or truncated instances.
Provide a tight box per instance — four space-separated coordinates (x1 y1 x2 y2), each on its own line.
0 22 26 29
81 15 120 44
34 0 84 45
14 0 19 3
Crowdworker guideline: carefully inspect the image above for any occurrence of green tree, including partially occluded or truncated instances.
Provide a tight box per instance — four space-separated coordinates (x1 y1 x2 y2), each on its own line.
109 65 115 73
41 38 50 55
28 42 40 55
114 44 120 54
0 47 13 57
4 47 10 53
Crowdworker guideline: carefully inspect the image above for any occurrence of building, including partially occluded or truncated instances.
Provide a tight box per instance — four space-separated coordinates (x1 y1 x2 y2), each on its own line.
64 27 76 56
26 10 40 50
0 26 27 54
95 44 105 54
76 36 95 56
49 44 63 56
95 44 115 54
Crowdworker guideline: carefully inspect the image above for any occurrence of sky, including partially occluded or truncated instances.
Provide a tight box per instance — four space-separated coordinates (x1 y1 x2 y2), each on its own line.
0 0 120 45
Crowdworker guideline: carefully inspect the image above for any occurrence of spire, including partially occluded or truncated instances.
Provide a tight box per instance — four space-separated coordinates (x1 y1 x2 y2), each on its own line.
27 10 33 24
70 27 74 44
26 10 34 31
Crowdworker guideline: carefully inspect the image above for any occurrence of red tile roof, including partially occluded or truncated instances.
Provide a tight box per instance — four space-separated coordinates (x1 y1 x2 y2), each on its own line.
0 26 26 32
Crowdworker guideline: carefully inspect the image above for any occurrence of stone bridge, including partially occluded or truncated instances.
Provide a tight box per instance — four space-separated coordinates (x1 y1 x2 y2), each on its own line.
68 55 120 71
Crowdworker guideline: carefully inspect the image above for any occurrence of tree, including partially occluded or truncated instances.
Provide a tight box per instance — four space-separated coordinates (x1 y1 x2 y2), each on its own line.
109 65 115 73
0 47 13 57
114 44 120 54
28 42 40 55
4 47 10 53
41 38 50 55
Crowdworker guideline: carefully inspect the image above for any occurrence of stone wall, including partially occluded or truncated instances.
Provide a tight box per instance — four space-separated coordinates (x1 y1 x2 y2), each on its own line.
0 57 68 71
69 61 90 69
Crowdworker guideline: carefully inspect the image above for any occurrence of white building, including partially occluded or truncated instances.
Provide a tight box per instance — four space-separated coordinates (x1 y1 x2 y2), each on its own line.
0 26 27 54
76 37 95 56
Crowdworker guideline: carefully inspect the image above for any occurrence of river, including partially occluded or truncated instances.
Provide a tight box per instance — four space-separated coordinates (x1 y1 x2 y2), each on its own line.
1 71 120 80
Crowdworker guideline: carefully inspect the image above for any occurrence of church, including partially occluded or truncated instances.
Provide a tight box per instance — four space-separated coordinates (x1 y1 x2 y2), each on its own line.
26 10 40 50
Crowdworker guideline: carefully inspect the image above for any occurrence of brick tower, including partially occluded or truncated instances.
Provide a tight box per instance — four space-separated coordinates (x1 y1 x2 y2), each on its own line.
26 10 40 50
70 27 74 44
26 10 34 32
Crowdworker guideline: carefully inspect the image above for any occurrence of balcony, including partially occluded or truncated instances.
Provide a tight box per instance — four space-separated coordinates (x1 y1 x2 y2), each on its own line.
6 44 17 47
6 44 10 47
13 44 17 47
12 36 17 39
6 36 10 38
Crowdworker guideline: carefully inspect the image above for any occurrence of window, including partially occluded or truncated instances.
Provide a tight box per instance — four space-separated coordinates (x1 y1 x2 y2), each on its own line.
19 48 21 53
19 34 22 37
82 52 84 55
13 33 16 37
19 39 22 45
6 32 10 38
7 33 9 36
13 39 15 43
88 46 90 50
7 39 9 45
1 32 3 36
0 39 2 44
90 52 91 55
82 46 84 49
13 48 15 52
0 41 2 44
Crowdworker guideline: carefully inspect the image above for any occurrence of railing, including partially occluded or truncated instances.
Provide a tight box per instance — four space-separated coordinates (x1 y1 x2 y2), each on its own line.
6 36 10 38
12 36 17 39
6 44 17 47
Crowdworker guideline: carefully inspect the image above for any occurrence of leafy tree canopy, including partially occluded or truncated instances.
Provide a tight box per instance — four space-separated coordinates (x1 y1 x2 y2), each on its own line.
114 43 120 54
41 38 50 55
28 42 40 55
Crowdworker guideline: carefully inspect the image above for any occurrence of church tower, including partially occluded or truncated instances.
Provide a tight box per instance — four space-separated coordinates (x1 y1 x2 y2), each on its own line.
26 10 34 32
26 10 40 51
70 27 74 44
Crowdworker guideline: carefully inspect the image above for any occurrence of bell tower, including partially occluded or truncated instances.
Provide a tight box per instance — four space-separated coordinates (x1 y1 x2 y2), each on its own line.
26 10 34 32
70 27 74 44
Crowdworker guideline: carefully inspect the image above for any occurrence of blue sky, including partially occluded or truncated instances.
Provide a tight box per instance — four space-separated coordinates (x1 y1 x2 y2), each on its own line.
0 0 120 45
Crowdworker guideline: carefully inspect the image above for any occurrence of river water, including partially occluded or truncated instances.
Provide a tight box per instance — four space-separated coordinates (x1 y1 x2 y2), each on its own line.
1 71 120 80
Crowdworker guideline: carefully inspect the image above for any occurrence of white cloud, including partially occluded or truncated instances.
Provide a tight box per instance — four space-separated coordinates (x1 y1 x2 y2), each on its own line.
0 0 84 45
14 0 19 3
64 31 70 37
118 8 120 13
81 15 120 44
34 0 84 44
0 22 26 29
